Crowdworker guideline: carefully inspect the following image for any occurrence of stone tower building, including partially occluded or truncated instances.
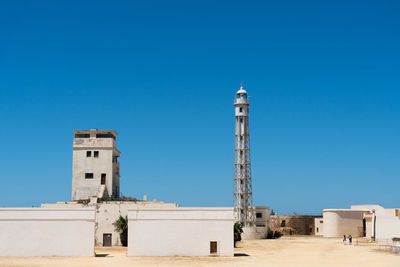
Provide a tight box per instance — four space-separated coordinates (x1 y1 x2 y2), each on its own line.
71 129 120 201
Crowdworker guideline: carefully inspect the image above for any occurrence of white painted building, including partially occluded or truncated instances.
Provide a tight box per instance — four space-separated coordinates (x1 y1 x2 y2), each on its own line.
0 208 95 256
127 207 234 256
314 217 324 236
322 209 368 237
42 199 178 246
242 206 270 240
72 129 120 201
320 204 400 240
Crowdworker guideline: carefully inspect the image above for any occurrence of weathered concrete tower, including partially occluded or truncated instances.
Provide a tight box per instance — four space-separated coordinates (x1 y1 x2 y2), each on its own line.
233 85 255 226
72 129 120 201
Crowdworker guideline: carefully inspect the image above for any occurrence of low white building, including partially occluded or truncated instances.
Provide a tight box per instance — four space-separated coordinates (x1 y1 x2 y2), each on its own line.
127 207 234 257
314 217 324 236
242 206 270 240
321 204 400 240
322 209 368 237
0 208 95 256
42 199 178 246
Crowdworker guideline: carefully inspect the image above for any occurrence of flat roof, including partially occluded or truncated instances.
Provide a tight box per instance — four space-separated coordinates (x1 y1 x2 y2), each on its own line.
73 129 118 136
323 209 370 212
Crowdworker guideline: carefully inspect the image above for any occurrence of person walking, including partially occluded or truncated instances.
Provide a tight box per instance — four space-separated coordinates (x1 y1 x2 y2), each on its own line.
343 235 347 245
348 234 352 245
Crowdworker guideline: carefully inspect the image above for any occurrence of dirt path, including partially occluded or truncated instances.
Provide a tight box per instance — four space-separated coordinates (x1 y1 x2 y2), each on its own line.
0 236 399 267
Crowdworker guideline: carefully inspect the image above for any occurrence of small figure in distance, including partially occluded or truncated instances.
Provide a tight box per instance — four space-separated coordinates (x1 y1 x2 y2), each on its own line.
348 234 352 245
343 235 347 245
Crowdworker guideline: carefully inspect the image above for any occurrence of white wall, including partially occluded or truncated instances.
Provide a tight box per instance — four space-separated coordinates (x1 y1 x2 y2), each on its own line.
323 210 366 237
314 218 324 236
242 226 269 240
0 208 95 256
375 213 400 241
42 200 178 246
128 207 234 257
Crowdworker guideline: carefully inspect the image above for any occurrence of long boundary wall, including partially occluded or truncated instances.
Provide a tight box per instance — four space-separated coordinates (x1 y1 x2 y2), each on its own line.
0 208 95 256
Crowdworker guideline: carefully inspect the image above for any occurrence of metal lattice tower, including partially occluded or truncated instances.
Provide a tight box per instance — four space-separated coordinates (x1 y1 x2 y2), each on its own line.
233 84 255 226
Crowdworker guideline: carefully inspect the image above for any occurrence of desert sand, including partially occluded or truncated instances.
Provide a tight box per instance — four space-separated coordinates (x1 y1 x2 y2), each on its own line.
0 236 399 267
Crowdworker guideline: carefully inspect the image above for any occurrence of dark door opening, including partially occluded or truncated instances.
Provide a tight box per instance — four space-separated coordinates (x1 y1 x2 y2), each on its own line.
210 241 217 254
363 218 366 237
101 173 106 185
103 233 112 247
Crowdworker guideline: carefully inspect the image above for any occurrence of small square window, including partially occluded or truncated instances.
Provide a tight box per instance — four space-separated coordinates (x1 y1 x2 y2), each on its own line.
94 151 99 158
256 213 262 218
86 151 91 157
85 173 94 179
239 107 243 112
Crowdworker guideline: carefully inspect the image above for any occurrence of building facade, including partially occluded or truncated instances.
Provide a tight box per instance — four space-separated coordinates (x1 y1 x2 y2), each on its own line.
270 215 320 235
72 129 120 201
42 199 178 246
0 208 95 256
321 204 400 240
127 207 234 256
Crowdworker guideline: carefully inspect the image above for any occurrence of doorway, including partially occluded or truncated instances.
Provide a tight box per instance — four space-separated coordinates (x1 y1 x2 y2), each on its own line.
210 241 217 255
101 173 106 185
103 233 112 247
363 218 366 237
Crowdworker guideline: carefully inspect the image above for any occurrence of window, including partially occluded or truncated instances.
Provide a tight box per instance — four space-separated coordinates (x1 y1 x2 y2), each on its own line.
101 174 106 185
75 134 90 138
256 213 262 218
320 220 323 223
240 118 243 123
281 220 286 227
86 151 91 157
239 107 243 112
310 228 313 233
94 151 99 158
85 173 94 179
96 133 115 140
317 227 319 233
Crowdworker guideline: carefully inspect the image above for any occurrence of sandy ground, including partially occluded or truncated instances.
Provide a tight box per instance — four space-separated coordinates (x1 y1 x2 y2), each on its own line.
0 236 399 267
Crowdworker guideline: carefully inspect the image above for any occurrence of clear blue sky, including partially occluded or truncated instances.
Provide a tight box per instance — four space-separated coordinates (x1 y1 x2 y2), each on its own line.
0 1 399 214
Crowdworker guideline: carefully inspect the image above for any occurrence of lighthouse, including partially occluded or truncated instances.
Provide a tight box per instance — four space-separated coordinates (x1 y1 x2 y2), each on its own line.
233 84 255 226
